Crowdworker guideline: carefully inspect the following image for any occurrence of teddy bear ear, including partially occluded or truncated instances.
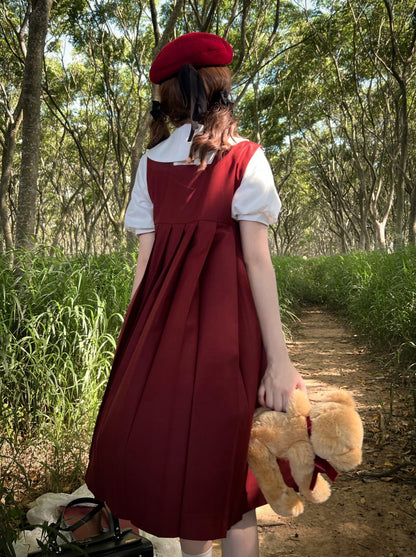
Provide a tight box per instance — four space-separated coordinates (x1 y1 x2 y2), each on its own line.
287 390 311 416
323 390 356 407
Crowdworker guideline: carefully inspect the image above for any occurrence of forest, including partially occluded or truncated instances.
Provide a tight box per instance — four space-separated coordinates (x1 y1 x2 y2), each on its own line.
1 0 416 257
1 1 416 556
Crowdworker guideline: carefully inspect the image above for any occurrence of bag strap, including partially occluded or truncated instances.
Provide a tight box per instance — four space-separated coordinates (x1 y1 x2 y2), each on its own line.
99 503 122 540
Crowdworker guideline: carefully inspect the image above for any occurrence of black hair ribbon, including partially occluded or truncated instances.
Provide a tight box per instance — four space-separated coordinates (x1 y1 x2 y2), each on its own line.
211 90 234 115
150 100 163 121
177 63 208 141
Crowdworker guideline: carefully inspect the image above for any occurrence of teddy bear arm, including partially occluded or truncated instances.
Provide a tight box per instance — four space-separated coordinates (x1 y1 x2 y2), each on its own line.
248 439 286 502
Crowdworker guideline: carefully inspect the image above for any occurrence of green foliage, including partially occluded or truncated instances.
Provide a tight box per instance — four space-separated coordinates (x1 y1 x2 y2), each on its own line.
3 246 413 446
0 437 30 557
273 245 416 367
273 254 307 312
0 249 138 552
0 248 134 439
309 248 416 360
273 246 416 419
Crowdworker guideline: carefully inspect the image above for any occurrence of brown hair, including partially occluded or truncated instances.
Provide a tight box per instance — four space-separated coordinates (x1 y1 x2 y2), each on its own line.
147 66 240 170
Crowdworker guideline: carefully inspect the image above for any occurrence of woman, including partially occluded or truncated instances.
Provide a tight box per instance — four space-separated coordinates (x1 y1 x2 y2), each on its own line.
86 32 306 557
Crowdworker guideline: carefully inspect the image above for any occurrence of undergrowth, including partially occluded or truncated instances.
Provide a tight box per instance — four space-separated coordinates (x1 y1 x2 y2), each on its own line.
274 247 416 364
273 246 416 414
0 248 134 554
1 245 415 555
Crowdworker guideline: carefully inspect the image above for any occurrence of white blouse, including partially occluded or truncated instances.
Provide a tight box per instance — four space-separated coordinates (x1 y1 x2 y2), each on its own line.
124 124 281 235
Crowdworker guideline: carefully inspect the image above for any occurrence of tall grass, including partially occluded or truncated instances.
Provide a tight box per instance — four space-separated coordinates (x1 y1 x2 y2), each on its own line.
273 247 416 413
0 248 136 552
289 248 415 361
0 248 133 440
3 246 414 442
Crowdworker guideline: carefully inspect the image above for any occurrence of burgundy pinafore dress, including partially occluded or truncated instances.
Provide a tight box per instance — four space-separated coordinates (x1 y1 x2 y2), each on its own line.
86 140 267 540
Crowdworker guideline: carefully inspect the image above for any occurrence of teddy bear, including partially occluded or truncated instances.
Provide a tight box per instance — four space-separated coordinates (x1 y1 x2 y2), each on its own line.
248 389 363 517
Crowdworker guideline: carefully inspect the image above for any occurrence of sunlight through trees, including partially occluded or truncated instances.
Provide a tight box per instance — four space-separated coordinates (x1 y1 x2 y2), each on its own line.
1 0 415 255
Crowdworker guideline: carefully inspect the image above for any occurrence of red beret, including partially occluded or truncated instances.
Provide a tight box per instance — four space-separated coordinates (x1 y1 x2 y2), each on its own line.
149 32 233 84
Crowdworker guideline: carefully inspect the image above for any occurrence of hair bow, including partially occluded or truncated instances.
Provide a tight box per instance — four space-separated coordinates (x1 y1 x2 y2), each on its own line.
211 90 234 114
150 100 163 121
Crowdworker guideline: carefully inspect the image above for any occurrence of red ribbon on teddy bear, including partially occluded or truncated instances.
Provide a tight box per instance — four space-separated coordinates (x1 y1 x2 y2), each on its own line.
277 416 339 492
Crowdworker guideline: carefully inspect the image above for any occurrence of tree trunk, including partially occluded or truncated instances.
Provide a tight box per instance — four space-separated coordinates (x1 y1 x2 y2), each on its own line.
125 0 185 256
358 200 369 250
0 95 23 254
269 224 279 255
373 221 387 250
15 0 53 250
393 91 407 248
409 185 416 246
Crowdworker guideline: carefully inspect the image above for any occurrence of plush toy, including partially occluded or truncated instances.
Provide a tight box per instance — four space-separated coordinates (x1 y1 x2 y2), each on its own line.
248 390 363 517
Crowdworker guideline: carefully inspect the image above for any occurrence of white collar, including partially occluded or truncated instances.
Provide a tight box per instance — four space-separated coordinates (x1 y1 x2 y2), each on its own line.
146 123 246 165
147 124 194 163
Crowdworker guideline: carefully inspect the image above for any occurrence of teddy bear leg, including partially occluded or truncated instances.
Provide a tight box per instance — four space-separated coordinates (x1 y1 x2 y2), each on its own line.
248 440 304 517
286 443 332 504
303 474 331 503
273 482 304 518
288 459 331 503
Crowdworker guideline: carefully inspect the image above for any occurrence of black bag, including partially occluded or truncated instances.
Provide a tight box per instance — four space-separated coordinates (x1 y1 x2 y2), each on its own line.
29 497 153 556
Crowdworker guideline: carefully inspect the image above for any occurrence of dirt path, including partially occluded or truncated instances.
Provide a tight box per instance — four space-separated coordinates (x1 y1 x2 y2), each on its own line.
214 307 416 557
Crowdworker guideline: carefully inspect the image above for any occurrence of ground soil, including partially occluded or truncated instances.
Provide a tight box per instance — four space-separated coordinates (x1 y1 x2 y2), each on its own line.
213 307 416 557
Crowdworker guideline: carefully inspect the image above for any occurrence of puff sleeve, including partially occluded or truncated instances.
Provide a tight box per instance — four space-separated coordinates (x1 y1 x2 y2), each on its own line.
231 147 281 226
124 155 155 235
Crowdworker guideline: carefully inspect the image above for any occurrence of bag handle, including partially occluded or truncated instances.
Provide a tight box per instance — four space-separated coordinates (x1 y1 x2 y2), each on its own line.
34 498 125 555
57 497 105 534
51 497 122 541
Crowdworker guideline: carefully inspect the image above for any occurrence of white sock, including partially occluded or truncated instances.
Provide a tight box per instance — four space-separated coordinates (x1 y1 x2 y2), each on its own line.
182 548 212 557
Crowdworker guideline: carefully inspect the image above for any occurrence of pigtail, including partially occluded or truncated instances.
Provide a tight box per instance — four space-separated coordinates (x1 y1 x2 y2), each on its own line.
188 105 238 171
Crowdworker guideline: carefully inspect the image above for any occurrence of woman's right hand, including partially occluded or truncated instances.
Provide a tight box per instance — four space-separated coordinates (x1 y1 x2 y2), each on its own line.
258 358 307 412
